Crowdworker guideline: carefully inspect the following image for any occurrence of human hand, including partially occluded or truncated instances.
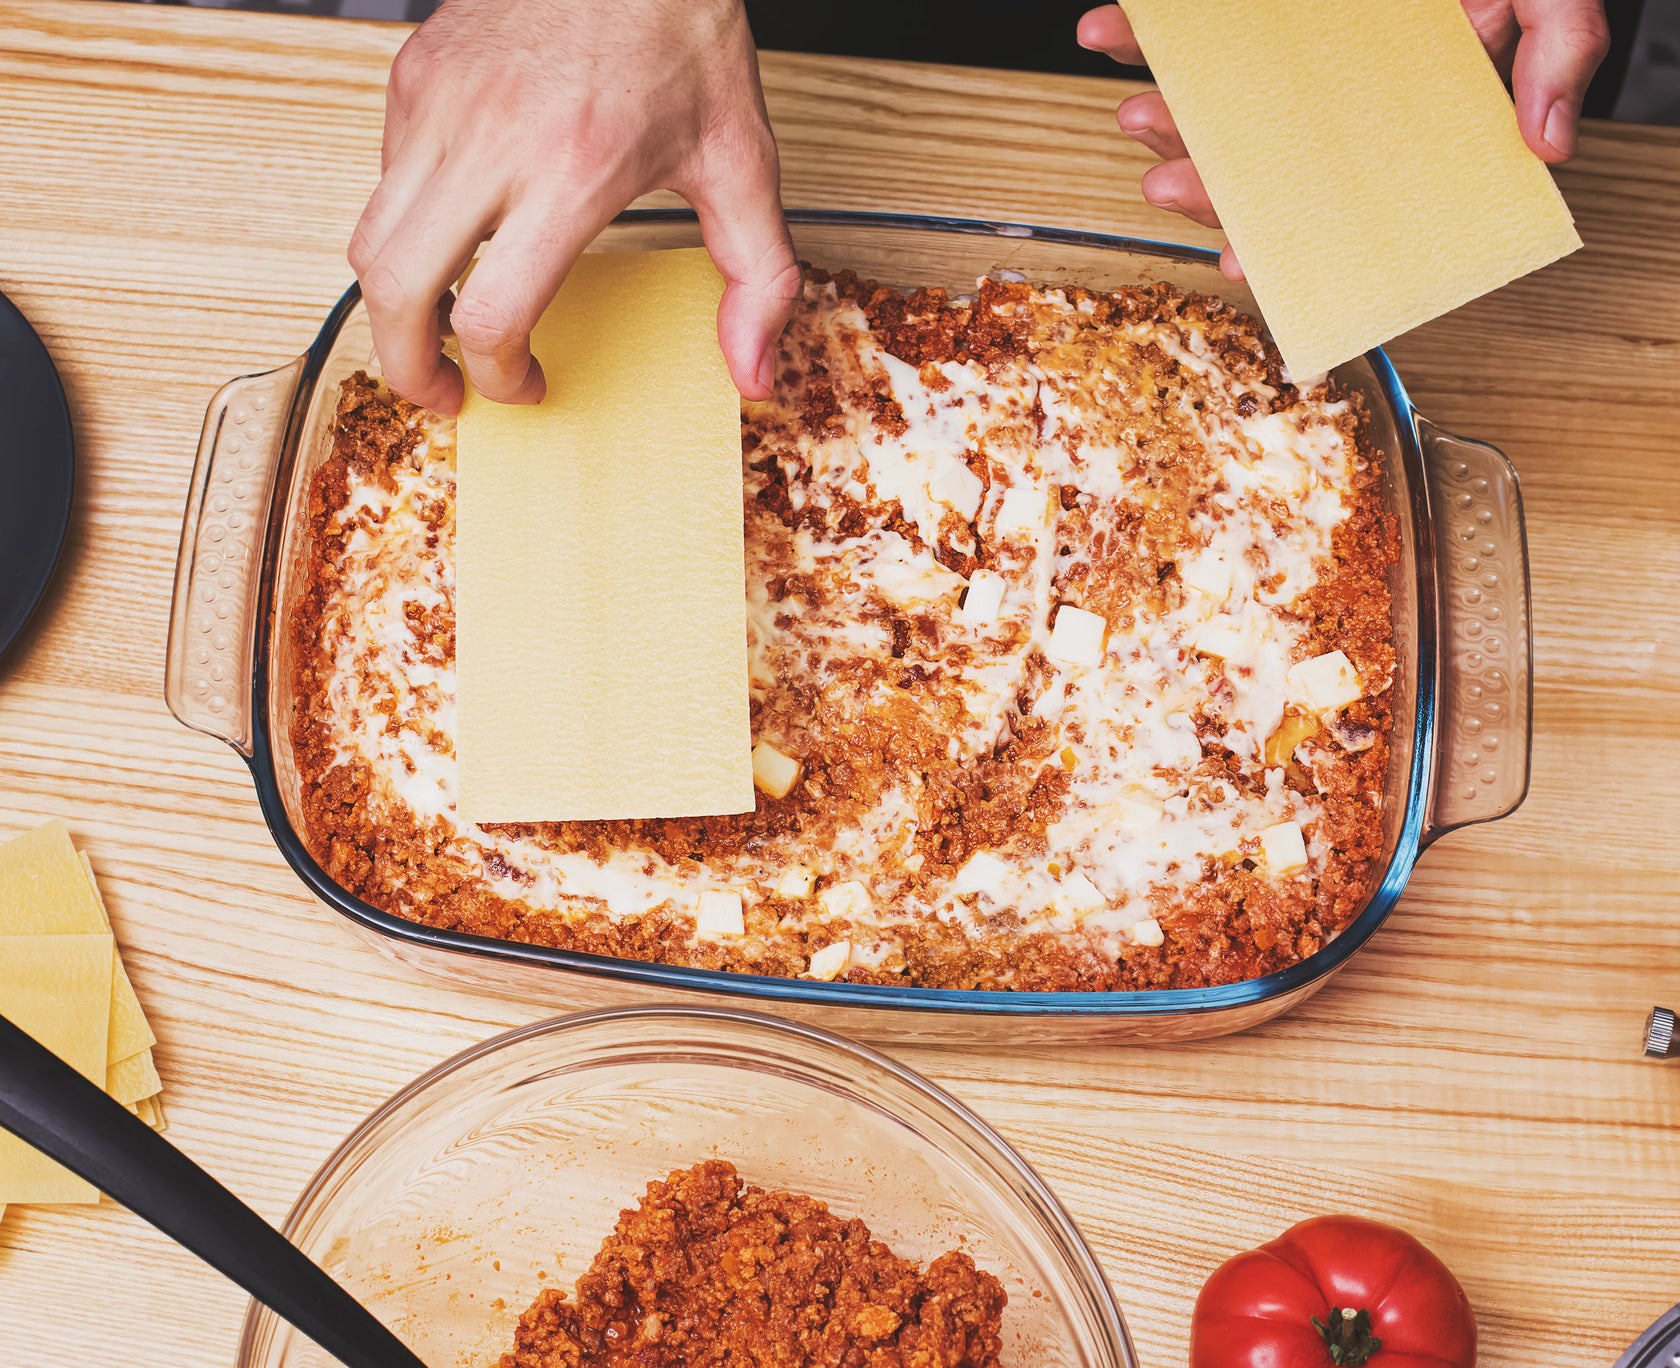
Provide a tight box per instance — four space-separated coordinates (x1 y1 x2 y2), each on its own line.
1075 0 1611 280
349 0 799 414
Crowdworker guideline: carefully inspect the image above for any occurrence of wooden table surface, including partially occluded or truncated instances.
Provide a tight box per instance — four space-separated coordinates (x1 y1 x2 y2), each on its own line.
1 2 1678 1363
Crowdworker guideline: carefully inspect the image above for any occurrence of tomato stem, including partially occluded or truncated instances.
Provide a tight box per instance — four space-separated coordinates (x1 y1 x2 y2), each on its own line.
1310 1306 1383 1366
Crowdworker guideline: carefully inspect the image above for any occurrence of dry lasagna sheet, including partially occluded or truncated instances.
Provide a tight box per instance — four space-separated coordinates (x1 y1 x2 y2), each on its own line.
290 272 1398 992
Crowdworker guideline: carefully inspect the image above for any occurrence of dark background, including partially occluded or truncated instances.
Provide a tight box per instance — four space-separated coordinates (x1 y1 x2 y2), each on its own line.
129 0 1679 126
746 0 1649 121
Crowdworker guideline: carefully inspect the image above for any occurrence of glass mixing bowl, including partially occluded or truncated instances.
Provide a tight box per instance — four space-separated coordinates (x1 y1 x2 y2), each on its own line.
236 1006 1136 1367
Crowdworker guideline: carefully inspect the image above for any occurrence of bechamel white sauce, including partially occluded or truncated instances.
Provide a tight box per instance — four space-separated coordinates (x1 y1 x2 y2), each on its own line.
314 278 1371 973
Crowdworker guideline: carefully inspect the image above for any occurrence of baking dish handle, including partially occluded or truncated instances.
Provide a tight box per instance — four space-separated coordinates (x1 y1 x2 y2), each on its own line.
1418 419 1533 840
165 360 305 759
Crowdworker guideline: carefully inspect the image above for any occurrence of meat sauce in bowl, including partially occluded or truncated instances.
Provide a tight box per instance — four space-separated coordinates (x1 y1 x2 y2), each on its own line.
234 1008 1135 1367
499 1160 1006 1367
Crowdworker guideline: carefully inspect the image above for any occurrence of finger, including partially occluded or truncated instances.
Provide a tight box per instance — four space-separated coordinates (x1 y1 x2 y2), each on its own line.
687 140 800 400
348 136 445 281
1076 4 1145 64
1117 90 1190 162
380 32 431 172
357 170 500 414
1461 0 1521 78
1141 158 1222 231
382 90 411 173
449 188 624 406
1511 0 1611 161
1218 244 1245 281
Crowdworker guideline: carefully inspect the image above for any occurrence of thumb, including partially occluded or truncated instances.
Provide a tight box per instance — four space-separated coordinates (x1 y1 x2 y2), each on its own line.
1510 0 1612 161
687 137 800 401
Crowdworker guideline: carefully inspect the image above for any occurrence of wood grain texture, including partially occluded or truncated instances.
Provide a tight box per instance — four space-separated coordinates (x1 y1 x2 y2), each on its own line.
0 2 1677 1364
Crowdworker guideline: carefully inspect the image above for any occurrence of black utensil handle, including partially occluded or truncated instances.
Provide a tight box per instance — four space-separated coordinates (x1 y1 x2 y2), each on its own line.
0 1013 427 1368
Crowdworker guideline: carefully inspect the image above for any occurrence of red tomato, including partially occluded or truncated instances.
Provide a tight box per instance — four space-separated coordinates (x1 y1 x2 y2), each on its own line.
1189 1216 1476 1368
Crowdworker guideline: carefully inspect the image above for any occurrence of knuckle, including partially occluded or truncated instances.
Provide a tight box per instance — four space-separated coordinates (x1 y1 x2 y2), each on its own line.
466 84 525 146
707 116 779 186
449 293 523 354
762 256 802 307
386 41 430 103
532 104 640 188
1546 7 1612 66
346 227 378 277
560 107 614 165
356 259 412 318
1581 15 1613 62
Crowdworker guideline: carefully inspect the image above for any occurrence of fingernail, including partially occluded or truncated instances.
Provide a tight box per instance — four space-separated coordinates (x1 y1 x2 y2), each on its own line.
1543 99 1575 158
756 347 775 397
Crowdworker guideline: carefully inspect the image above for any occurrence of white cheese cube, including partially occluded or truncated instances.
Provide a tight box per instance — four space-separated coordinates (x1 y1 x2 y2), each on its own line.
818 879 872 921
1255 449 1310 495
928 458 984 521
806 940 852 981
1179 551 1233 601
953 850 1009 897
1100 787 1164 828
1055 871 1107 916
695 890 745 939
994 482 1052 534
1259 820 1309 873
1047 605 1107 666
1129 917 1165 948
775 865 816 899
1191 616 1248 660
751 741 803 799
1286 650 1363 712
957 569 1007 626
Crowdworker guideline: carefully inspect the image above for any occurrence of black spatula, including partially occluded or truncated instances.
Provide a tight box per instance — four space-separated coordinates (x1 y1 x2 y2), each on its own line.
0 1013 428 1368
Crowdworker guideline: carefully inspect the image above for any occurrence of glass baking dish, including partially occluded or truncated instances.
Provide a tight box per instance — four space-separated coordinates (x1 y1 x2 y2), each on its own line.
166 210 1531 1043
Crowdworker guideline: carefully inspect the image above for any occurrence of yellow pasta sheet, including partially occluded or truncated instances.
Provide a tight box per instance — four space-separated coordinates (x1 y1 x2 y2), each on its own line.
456 247 754 822
107 1048 163 1108
1122 0 1581 379
0 935 112 1205
136 1095 167 1132
0 822 155 1064
0 823 165 1157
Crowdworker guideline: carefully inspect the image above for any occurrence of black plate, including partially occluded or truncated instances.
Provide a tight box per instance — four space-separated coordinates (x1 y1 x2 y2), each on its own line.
0 291 74 664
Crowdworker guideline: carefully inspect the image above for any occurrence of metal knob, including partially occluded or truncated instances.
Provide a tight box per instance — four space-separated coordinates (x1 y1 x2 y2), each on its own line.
1644 1007 1677 1060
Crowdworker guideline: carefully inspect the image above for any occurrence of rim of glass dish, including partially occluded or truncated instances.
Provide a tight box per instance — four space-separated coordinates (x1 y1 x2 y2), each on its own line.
243 1004 1135 1367
243 208 1434 1018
